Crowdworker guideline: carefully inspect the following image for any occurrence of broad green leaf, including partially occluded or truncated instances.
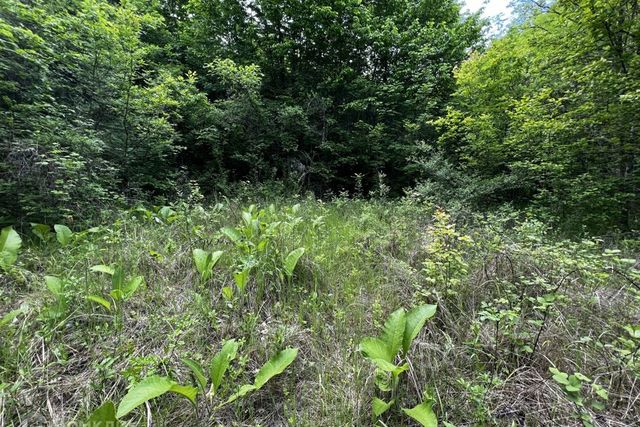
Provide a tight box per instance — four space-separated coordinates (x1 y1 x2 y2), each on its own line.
157 206 176 222
0 226 21 268
209 339 239 395
372 397 394 417
253 347 298 389
209 250 223 269
86 401 121 427
234 268 250 293
116 376 194 418
222 348 298 406
403 304 437 354
370 359 408 376
593 384 608 400
208 251 224 272
90 265 115 275
549 367 569 385
403 399 438 427
224 384 256 405
45 276 63 297
194 249 223 281
111 266 125 295
168 383 198 404
117 376 174 418
86 295 111 310
565 375 582 392
574 372 591 382
193 249 211 279
283 247 305 277
381 308 406 360
182 358 207 392
221 227 242 243
109 289 124 301
54 224 73 246
122 276 144 300
31 223 51 242
359 338 392 363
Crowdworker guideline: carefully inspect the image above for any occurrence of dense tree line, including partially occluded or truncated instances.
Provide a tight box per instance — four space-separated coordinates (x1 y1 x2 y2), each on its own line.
432 0 639 233
0 0 638 233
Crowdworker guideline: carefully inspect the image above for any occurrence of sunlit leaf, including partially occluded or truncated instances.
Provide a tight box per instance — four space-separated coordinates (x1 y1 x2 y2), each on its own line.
372 397 394 417
403 304 437 354
209 339 240 395
54 224 73 246
283 247 305 278
403 399 438 427
0 226 21 269
86 401 120 427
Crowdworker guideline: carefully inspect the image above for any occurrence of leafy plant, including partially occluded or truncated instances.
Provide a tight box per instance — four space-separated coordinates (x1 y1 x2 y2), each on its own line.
181 342 298 408
549 366 608 426
85 401 120 427
31 223 53 243
403 396 438 427
155 206 180 225
43 275 68 320
192 249 223 282
359 304 437 420
54 224 73 246
283 247 305 278
220 205 306 301
422 209 472 296
182 339 240 397
87 265 144 312
117 375 196 418
86 376 196 423
222 347 298 406
0 226 21 270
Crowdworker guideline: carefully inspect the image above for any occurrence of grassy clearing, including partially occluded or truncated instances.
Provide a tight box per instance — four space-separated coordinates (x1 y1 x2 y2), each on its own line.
1 198 639 426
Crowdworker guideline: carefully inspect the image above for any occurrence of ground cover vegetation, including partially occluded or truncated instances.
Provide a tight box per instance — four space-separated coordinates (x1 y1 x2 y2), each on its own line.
1 199 639 425
1 0 639 426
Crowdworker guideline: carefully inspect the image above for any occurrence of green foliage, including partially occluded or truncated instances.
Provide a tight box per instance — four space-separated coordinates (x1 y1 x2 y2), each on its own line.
86 264 145 323
116 375 196 419
402 397 438 427
372 397 394 417
223 347 298 405
421 209 472 296
54 224 73 246
220 205 306 301
192 249 223 282
181 340 297 409
1 190 638 426
90 265 144 303
0 226 21 269
435 0 640 232
359 304 437 420
549 366 609 425
283 248 305 278
86 401 120 427
209 339 240 396
31 223 52 243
